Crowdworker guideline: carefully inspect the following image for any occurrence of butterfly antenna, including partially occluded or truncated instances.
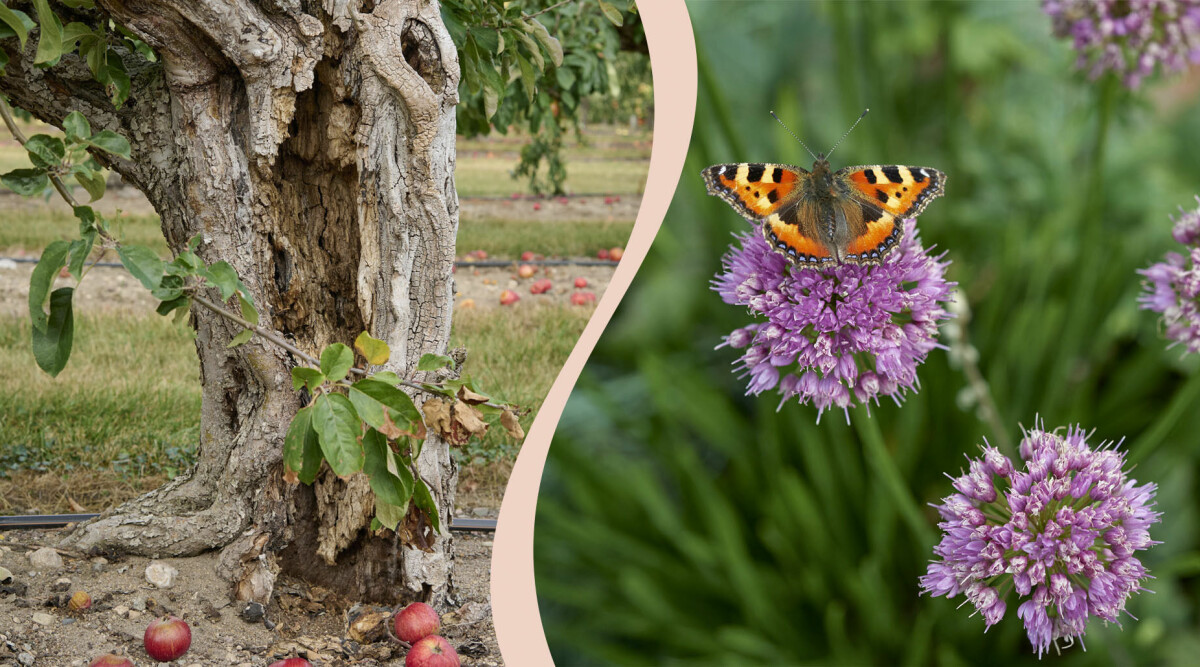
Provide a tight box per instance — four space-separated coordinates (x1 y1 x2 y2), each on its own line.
825 108 869 159
770 111 818 161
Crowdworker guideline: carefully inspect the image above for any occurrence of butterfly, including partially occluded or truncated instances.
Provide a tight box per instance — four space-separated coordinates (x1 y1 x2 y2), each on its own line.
702 110 945 267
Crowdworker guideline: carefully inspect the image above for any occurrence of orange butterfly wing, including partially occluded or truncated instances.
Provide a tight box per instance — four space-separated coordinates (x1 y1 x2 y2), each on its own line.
701 163 805 221
838 165 946 218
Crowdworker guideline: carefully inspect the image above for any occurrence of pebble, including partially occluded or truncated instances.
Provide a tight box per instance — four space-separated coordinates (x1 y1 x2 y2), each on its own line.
113 604 130 617
241 601 265 623
17 652 34 666
145 561 179 589
27 547 63 571
0 565 12 583
31 612 54 626
91 557 108 573
130 597 147 611
51 577 71 592
0 258 18 270
128 610 143 620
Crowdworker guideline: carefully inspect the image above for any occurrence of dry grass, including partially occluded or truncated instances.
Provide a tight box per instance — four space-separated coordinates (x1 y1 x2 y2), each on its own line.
0 469 166 514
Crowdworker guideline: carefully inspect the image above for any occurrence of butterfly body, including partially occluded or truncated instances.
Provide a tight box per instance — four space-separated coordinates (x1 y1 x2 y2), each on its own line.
703 156 945 267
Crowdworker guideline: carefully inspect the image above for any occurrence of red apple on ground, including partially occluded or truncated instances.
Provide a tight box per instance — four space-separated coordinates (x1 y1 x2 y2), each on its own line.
597 248 610 260
604 196 614 205
532 202 542 211
269 658 314 667
570 292 591 306
393 601 441 644
520 251 535 261
517 264 536 279
89 656 134 667
143 616 191 661
499 290 520 306
530 279 553 295
574 277 588 288
609 246 624 261
457 298 476 309
557 196 568 205
406 635 460 667
510 192 521 200
68 590 92 611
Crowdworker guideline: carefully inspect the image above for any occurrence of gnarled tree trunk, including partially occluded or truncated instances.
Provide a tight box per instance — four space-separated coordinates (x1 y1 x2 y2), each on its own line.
0 0 461 604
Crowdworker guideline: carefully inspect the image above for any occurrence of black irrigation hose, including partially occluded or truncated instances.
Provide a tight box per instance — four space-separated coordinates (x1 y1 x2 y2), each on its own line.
0 513 497 532
0 256 618 269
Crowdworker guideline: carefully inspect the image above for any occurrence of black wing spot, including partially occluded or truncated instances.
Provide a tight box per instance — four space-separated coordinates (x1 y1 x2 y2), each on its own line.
771 167 783 183
860 202 881 223
875 189 889 204
882 166 904 183
746 165 765 182
767 190 778 203
863 169 877 184
912 169 927 183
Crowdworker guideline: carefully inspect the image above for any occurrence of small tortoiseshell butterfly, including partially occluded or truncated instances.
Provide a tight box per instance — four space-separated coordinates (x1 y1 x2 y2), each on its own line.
703 110 945 267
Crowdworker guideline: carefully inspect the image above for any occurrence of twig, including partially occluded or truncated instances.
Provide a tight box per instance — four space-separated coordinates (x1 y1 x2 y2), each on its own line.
523 0 577 19
0 538 88 560
0 95 82 211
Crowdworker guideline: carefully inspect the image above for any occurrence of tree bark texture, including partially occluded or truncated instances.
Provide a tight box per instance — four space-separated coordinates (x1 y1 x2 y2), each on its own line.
0 0 462 604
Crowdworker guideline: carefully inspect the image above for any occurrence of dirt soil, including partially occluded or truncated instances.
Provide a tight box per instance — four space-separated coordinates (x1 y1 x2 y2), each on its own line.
0 526 499 666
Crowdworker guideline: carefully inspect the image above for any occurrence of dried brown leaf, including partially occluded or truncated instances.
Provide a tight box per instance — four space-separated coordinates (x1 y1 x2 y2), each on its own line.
500 409 525 441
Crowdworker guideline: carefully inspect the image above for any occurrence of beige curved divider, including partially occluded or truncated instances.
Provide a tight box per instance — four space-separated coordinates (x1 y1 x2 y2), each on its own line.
491 2 697 664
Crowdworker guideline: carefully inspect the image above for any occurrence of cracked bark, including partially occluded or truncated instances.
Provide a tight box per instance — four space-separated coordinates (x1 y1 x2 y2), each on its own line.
0 0 461 604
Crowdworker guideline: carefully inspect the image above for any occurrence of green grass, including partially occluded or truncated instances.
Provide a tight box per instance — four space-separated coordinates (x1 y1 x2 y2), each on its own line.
457 219 633 258
0 314 200 478
449 304 593 462
455 156 648 196
0 206 167 255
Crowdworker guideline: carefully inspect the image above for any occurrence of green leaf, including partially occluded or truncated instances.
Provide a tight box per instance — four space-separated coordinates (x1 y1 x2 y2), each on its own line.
73 206 97 233
238 292 259 326
0 5 32 48
597 0 624 26
320 343 355 383
30 0 63 66
363 429 414 507
28 240 70 332
354 331 390 366
284 405 324 484
2 168 49 196
31 287 74 376
439 5 467 46
412 475 441 533
517 53 537 102
374 496 407 532
525 18 563 68
60 21 95 49
515 31 544 71
116 244 164 290
371 371 402 385
369 516 384 532
24 134 64 169
155 295 189 317
311 393 364 477
348 386 385 431
204 260 242 300
417 353 455 372
74 167 106 201
227 329 253 348
66 232 95 281
291 367 326 392
85 130 131 159
351 378 421 424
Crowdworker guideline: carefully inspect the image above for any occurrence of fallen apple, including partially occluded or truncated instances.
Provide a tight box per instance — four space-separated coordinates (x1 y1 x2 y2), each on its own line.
574 277 588 288
557 196 569 205
405 635 460 667
268 659 314 667
517 264 536 278
143 616 191 662
530 279 553 295
499 290 520 306
521 251 535 261
604 196 614 205
393 601 441 644
532 202 542 211
569 292 589 306
68 590 92 611
510 192 521 200
597 248 611 260
88 656 134 667
457 298 476 309
609 246 624 261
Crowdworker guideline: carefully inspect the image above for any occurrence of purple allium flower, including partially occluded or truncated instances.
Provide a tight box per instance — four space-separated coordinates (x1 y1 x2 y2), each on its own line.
920 421 1161 657
712 220 954 422
1139 195 1200 354
1043 0 1200 88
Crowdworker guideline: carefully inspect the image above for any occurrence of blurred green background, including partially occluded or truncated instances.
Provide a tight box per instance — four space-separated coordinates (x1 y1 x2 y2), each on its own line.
533 1 1200 665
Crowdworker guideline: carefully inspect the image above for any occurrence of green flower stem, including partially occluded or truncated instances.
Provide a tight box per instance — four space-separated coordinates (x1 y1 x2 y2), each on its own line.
853 413 936 548
1128 371 1200 464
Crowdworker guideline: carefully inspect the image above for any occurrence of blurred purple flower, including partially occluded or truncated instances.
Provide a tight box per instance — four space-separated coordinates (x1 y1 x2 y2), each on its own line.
1139 195 1200 354
920 421 1161 657
712 220 954 422
1043 0 1200 88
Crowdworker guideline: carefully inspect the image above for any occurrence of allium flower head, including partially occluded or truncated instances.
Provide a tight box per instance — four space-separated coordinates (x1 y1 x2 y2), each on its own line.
920 421 1161 657
1043 0 1200 88
713 220 954 421
1139 195 1200 354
